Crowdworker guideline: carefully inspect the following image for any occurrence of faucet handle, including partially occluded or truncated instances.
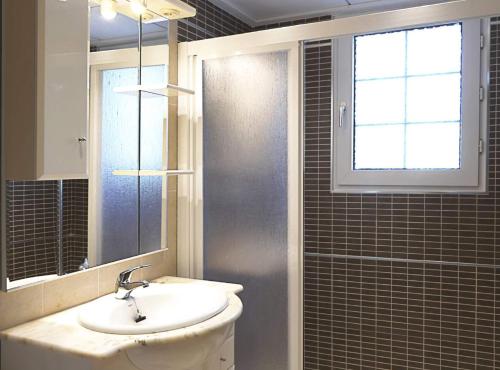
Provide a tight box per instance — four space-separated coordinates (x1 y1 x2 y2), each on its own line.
116 264 151 291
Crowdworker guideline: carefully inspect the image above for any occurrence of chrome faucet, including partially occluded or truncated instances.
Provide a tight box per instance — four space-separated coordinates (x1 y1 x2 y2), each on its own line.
115 264 151 300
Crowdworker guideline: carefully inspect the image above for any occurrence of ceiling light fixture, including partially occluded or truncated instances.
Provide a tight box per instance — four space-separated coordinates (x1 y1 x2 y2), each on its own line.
91 0 196 22
100 0 117 20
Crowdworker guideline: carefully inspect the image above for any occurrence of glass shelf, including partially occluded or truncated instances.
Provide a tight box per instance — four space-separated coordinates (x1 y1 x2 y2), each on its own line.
114 84 195 98
112 169 194 177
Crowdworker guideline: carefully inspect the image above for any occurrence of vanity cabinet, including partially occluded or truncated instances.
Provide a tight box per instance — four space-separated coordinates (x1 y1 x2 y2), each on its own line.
3 0 89 180
202 327 235 370
2 326 236 370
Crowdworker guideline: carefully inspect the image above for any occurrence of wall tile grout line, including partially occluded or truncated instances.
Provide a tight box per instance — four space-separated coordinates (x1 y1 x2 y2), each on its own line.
304 252 500 269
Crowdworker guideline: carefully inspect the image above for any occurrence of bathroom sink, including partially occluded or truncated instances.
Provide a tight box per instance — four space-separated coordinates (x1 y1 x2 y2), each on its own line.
78 283 229 335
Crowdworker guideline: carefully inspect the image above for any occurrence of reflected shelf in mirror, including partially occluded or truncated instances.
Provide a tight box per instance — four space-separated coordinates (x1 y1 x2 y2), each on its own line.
114 84 195 98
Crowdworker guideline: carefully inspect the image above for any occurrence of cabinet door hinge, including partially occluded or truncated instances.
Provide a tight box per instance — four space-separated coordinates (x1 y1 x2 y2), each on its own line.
479 139 484 154
480 34 485 49
480 86 485 102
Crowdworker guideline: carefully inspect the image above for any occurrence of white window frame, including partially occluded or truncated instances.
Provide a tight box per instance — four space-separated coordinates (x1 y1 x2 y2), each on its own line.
332 18 489 193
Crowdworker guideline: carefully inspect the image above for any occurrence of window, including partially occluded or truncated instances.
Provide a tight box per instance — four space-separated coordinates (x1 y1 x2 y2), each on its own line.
332 19 488 193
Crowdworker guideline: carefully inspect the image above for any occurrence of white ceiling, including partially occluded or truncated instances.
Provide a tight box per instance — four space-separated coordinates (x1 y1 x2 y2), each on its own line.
208 0 455 26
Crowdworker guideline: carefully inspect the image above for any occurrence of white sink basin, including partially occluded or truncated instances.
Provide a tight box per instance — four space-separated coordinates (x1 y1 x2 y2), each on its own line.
78 283 229 335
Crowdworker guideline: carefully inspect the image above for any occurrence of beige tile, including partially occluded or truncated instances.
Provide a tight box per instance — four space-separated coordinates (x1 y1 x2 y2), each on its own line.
43 269 99 316
141 250 174 281
164 245 177 277
97 255 145 295
0 284 44 330
0 249 175 331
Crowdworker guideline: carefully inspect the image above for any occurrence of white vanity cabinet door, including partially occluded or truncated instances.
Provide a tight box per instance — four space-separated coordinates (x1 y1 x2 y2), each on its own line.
202 326 235 370
3 0 89 180
218 335 235 369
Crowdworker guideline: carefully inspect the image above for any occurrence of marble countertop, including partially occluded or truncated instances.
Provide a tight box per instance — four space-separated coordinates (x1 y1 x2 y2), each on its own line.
0 276 243 359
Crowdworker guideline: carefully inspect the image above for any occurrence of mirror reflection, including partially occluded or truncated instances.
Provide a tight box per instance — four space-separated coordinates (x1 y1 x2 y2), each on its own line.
5 0 172 289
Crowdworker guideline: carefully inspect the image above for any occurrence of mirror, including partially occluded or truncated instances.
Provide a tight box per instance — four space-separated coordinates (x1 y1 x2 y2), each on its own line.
2 0 174 290
88 5 170 267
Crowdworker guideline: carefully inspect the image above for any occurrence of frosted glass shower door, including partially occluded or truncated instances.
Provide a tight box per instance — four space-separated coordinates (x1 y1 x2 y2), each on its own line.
203 52 289 370
182 41 301 370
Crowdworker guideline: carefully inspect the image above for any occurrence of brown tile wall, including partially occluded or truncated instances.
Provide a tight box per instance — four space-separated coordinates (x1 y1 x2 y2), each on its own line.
253 16 332 31
6 180 89 281
303 23 500 369
6 181 59 281
178 0 252 42
62 180 88 273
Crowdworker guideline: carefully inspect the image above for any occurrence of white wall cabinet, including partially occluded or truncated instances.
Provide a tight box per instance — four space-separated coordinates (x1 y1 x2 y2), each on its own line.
3 0 89 180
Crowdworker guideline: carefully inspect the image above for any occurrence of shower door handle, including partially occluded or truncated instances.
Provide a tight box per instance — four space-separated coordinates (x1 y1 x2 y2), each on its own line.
339 102 347 128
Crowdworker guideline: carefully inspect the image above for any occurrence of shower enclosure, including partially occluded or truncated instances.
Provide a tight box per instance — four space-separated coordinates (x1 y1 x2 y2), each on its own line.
177 41 302 370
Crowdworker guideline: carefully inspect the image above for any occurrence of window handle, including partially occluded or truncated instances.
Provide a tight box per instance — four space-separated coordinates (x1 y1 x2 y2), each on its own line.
339 102 347 128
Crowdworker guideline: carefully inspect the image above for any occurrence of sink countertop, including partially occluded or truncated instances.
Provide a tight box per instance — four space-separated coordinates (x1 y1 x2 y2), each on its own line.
0 276 243 359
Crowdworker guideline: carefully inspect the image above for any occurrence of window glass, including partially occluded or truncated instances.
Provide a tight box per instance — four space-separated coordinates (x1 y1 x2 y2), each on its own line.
353 23 463 170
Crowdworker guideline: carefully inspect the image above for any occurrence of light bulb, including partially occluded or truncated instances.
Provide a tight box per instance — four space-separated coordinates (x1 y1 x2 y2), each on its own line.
100 0 117 20
130 0 146 15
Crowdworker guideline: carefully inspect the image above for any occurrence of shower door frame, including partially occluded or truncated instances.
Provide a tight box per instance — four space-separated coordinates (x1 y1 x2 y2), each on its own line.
177 41 303 370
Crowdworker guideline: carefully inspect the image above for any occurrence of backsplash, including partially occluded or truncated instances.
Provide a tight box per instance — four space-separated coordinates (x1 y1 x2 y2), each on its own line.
303 22 500 369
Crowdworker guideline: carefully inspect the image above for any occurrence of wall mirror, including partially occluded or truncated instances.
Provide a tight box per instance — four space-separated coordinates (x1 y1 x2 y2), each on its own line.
1 0 193 290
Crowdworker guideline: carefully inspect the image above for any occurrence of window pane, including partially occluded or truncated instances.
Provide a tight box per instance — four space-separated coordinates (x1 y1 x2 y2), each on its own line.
406 123 460 169
354 125 405 169
355 31 406 80
407 24 462 76
355 79 405 125
406 74 461 123
351 23 464 173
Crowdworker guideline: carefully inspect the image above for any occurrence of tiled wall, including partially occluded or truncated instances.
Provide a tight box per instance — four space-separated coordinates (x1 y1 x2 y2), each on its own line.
6 180 88 281
62 180 88 273
253 16 332 31
303 23 500 369
177 0 251 42
177 2 330 41
0 249 173 331
6 181 59 281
